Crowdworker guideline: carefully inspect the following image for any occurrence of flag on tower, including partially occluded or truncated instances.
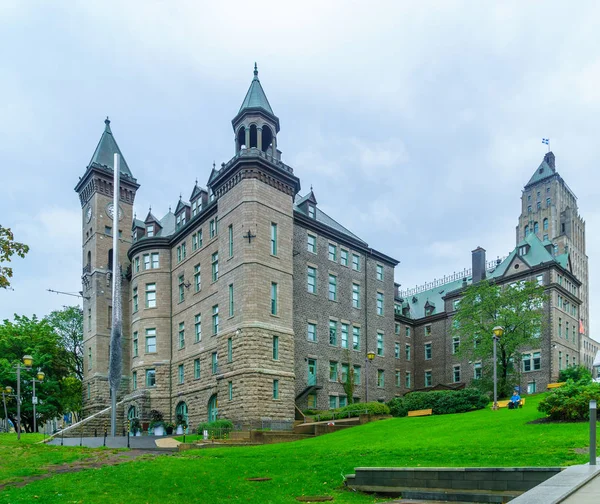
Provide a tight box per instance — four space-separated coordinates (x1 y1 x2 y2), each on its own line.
542 138 549 145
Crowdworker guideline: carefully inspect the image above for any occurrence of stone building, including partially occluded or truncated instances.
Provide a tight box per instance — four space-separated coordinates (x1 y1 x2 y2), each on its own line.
75 66 596 430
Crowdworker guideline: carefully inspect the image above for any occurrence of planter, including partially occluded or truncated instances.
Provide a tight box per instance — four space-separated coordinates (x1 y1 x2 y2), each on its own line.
176 425 184 435
154 425 165 436
135 431 142 437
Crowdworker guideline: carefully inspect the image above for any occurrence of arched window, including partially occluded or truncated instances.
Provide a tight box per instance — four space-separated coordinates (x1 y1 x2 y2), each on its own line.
176 401 188 424
524 225 529 237
237 127 246 150
543 218 548 231
261 125 273 153
534 222 539 234
208 394 218 422
127 405 137 420
249 125 257 148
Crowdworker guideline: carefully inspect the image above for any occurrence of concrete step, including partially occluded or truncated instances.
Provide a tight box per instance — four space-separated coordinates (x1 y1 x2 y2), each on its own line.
396 488 522 504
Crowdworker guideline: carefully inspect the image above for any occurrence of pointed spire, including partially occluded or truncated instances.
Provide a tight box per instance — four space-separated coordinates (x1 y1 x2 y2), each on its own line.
104 116 111 132
237 63 274 115
254 62 258 77
88 117 133 177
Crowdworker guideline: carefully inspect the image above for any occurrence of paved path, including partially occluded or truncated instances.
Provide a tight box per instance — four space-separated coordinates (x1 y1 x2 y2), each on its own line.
46 436 178 450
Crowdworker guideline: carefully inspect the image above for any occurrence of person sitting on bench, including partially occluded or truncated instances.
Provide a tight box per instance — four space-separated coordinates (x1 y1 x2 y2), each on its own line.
508 391 521 409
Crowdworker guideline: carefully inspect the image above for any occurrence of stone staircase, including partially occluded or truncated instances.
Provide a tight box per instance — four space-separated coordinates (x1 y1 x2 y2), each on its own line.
47 400 126 439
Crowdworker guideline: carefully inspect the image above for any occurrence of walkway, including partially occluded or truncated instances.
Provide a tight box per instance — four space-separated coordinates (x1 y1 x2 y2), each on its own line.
46 436 179 451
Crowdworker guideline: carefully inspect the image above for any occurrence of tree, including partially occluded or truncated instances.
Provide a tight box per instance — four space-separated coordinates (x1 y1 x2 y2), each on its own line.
45 306 84 380
452 279 546 398
0 225 29 289
0 315 71 432
558 365 592 384
338 349 356 404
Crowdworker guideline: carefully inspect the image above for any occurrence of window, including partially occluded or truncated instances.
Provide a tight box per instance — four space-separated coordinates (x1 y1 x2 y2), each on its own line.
307 233 317 253
272 336 279 360
181 242 187 260
270 282 278 315
474 362 482 380
377 369 384 388
376 292 384 315
329 396 337 409
524 225 529 236
341 363 349 383
452 336 460 354
145 328 156 353
534 221 539 234
394 342 400 359
211 252 219 281
151 253 159 269
143 254 150 270
352 253 360 271
271 223 277 255
197 230 204 248
341 323 349 349
177 246 182 263
559 317 562 337
178 275 185 302
527 205 532 213
192 199 200 217
192 231 198 251
329 361 338 381
228 224 233 257
146 225 154 237
307 322 317 342
546 197 551 207
395 370 401 387
328 243 337 262
133 331 138 357
340 249 348 266
178 322 185 349
352 283 360 308
453 365 461 383
209 219 216 238
176 213 186 230
406 326 411 337
405 344 411 361
211 352 218 374
405 371 411 388
273 380 279 399
178 364 184 384
146 369 156 387
307 394 317 408
377 332 384 356
134 256 140 273
105 225 112 236
543 218 548 231
536 201 541 210
227 337 233 362
424 325 432 336
133 287 138 313
329 320 337 346
212 305 219 335
523 351 541 372
376 264 384 281
338 395 347 407
424 370 432 387
88 347 92 369
194 358 200 379
194 264 201 292
354 365 361 385
308 205 315 219
88 308 91 331
132 371 137 390
395 323 400 335
307 266 317 294
352 326 360 350
425 343 432 360
328 275 337 301
194 313 201 342
145 283 156 308
536 274 544 286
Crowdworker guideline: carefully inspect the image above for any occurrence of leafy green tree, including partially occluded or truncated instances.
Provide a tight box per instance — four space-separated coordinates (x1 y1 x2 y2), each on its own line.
0 225 29 289
45 306 84 380
0 315 71 432
59 376 83 422
453 279 546 398
338 349 355 404
559 365 592 384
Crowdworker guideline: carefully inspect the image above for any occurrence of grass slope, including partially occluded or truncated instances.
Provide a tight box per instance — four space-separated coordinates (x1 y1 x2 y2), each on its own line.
0 394 594 504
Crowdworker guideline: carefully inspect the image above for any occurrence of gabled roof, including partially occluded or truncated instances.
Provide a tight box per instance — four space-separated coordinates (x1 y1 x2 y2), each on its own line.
296 190 317 207
190 183 206 202
525 152 556 188
238 63 274 115
174 198 190 215
88 118 133 177
132 218 145 230
144 210 162 226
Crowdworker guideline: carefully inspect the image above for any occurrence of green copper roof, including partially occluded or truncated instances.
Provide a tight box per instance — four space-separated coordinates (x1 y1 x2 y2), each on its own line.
525 152 555 188
556 253 570 270
88 118 133 177
238 63 274 115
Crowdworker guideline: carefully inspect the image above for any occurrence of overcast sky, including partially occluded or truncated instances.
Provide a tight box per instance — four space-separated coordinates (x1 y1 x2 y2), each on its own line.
1 1 599 338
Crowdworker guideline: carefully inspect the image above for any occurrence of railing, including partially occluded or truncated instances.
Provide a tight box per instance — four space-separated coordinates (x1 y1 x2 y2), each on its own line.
82 264 91 275
311 408 370 423
219 148 295 176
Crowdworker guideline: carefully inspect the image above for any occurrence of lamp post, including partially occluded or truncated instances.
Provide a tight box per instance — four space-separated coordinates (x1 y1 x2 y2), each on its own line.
2 386 13 432
31 370 45 433
16 355 34 440
491 326 504 411
365 351 375 402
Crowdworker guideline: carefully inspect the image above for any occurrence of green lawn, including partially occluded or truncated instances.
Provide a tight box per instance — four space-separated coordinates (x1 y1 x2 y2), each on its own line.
0 394 595 504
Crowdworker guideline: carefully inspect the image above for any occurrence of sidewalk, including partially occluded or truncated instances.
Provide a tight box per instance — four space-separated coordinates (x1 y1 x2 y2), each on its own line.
46 435 179 451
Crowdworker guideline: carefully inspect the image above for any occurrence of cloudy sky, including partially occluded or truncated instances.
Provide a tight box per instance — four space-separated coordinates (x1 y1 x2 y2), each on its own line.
1 1 599 337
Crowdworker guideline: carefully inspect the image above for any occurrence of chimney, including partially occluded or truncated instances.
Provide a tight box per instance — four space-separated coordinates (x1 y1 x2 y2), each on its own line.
472 247 486 283
544 151 556 170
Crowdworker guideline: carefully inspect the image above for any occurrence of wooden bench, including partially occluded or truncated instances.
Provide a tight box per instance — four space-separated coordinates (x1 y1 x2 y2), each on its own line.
547 382 566 390
408 409 433 417
493 398 526 409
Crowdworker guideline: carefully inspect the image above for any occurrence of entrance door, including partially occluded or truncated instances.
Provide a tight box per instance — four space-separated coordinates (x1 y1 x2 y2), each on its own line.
176 401 188 425
208 394 218 422
307 359 317 386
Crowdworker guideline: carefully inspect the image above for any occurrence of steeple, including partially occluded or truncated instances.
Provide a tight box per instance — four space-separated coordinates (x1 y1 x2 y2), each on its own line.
524 151 557 189
232 64 280 156
88 117 134 178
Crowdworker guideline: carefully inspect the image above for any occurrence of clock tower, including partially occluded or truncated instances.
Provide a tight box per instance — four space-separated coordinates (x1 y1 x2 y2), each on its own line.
75 118 139 417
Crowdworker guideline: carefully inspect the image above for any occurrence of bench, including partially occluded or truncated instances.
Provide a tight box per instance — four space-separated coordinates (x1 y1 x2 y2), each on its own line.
547 382 566 389
408 409 433 417
493 398 526 409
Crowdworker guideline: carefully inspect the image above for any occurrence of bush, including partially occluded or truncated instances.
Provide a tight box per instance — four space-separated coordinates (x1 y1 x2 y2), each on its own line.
196 419 234 439
307 402 390 421
538 381 600 421
149 409 164 428
387 388 489 417
558 365 592 384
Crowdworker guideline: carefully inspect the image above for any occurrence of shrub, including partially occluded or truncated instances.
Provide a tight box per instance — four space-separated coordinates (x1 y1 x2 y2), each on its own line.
387 388 489 417
197 419 234 438
558 365 592 384
149 409 164 428
307 402 390 421
538 381 600 421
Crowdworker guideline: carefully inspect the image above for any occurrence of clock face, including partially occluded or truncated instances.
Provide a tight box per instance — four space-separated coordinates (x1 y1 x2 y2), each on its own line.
86 206 93 223
106 203 124 221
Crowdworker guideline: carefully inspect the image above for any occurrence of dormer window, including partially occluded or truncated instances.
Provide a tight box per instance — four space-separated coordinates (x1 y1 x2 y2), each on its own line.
308 205 315 219
176 213 186 230
518 246 527 256
192 199 201 217
146 225 154 237
133 229 138 242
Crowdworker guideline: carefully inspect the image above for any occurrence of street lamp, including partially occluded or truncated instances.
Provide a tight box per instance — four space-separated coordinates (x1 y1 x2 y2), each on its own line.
365 351 376 402
491 326 504 411
2 386 14 432
31 369 45 433
16 355 34 440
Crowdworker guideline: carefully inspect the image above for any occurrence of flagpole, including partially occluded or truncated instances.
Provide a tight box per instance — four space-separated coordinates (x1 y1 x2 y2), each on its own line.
110 153 120 437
